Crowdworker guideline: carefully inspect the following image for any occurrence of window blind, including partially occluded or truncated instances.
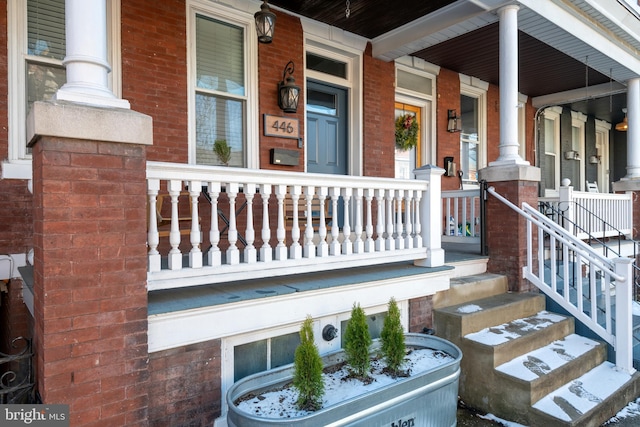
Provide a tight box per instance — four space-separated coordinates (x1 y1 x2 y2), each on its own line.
196 15 244 96
27 0 66 60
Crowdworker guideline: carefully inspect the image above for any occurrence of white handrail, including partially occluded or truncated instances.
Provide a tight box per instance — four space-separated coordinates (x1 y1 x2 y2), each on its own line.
487 186 634 374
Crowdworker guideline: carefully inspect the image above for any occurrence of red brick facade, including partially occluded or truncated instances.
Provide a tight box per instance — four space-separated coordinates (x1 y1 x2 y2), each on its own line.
0 1 544 425
31 136 149 426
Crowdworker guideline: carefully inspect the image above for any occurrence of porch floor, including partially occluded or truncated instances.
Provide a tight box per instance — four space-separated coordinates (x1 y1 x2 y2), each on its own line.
148 261 454 316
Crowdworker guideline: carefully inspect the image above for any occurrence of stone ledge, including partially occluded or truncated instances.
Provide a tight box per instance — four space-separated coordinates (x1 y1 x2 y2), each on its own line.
27 100 153 147
479 164 541 183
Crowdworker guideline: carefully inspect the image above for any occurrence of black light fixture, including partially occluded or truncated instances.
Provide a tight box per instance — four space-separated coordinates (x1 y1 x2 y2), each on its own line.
447 109 462 132
278 61 300 113
255 0 276 44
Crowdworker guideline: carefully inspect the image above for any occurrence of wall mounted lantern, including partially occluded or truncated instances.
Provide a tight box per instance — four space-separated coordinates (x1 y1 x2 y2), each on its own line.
589 155 601 164
255 0 276 44
564 150 580 161
447 109 462 132
615 108 628 132
278 61 300 113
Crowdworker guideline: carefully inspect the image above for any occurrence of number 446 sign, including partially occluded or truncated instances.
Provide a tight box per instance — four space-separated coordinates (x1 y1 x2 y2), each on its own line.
263 114 299 139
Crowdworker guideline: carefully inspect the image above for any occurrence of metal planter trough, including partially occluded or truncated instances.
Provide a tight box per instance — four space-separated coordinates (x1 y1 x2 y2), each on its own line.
227 334 462 427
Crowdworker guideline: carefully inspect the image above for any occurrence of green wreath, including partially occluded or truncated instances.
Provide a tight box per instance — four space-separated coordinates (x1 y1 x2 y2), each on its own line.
395 114 419 151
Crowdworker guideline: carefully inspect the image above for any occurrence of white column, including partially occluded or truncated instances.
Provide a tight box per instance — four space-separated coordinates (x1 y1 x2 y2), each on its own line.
491 4 528 166
624 78 640 179
55 0 129 108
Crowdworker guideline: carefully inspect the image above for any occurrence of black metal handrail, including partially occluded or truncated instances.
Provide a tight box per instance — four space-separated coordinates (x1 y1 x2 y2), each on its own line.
0 337 35 404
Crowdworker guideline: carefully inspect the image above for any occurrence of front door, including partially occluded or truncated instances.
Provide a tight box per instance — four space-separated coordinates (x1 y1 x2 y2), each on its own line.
306 81 348 175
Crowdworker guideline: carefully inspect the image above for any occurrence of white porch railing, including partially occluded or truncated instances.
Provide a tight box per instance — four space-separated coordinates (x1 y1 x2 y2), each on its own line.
489 186 635 374
441 188 481 244
146 162 444 291
539 180 633 239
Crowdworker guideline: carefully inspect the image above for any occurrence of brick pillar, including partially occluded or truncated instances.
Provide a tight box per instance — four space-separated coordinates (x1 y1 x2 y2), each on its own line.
29 101 152 426
479 165 540 292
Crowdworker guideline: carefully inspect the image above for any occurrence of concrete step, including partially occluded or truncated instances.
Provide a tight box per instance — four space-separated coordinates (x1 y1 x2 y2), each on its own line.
530 362 640 427
455 309 575 413
433 273 508 309
490 334 607 423
433 292 546 341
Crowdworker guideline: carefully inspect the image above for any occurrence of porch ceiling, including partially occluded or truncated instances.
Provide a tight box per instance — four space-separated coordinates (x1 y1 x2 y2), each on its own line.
269 0 640 126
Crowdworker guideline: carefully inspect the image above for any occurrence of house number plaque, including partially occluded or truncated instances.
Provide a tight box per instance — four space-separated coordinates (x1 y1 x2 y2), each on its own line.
263 114 299 139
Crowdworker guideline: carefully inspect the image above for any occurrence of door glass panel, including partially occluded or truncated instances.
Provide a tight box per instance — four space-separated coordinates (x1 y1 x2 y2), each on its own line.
307 89 337 115
394 102 421 178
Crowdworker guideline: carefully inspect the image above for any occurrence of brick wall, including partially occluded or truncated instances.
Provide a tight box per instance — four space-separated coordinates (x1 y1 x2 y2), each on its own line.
363 43 395 178
31 136 149 426
408 295 433 332
148 340 221 426
485 179 538 292
437 69 462 191
257 11 305 171
121 0 188 163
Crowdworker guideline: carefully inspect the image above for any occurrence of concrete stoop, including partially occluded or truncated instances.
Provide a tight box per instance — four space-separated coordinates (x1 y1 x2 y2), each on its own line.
433 274 640 426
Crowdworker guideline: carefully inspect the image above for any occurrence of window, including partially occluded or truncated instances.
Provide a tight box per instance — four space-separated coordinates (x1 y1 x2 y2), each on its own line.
5 0 121 179
543 107 561 196
189 1 257 168
459 77 487 187
233 332 300 381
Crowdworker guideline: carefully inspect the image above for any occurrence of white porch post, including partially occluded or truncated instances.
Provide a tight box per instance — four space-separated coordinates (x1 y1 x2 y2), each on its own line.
624 78 640 179
614 257 635 374
414 165 445 268
491 4 528 166
55 0 129 109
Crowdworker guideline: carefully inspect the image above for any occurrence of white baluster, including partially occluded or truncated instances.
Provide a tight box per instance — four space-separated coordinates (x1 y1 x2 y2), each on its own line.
341 188 352 255
226 182 240 265
167 179 183 270
147 179 161 272
260 184 273 263
303 186 316 259
353 188 364 254
404 191 413 249
188 181 202 268
413 190 423 248
375 189 385 252
208 182 221 267
275 185 288 260
244 183 257 264
317 187 329 257
289 185 302 260
395 190 405 250
385 190 395 251
329 188 341 256
364 189 375 252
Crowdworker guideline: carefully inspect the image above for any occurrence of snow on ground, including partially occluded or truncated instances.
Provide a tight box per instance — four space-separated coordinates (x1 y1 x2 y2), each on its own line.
606 396 640 424
234 347 455 419
478 413 528 426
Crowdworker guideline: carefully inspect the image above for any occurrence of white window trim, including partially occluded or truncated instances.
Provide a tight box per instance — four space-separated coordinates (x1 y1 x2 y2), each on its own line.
459 74 488 187
394 61 438 167
544 106 562 197
302 24 365 176
216 301 406 425
518 93 528 160
595 119 611 193
571 111 587 191
186 0 259 169
4 0 122 179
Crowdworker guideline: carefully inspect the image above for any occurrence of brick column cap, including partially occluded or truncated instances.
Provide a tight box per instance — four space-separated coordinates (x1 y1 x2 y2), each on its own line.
612 178 640 192
478 164 540 183
27 100 152 147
